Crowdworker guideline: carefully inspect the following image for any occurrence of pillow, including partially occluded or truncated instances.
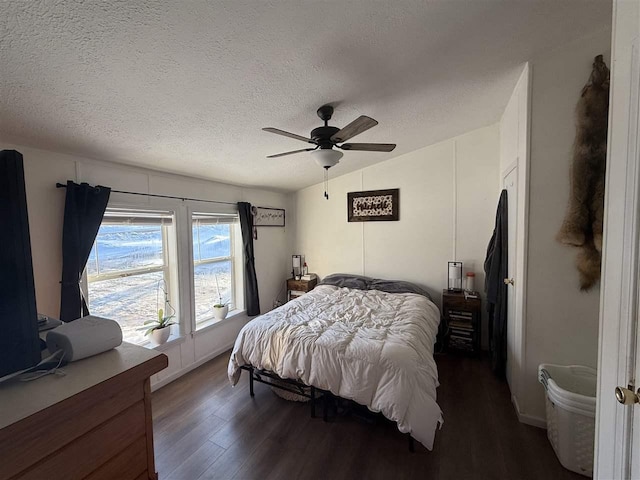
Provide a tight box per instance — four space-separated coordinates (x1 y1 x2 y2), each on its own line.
319 273 371 290
320 273 432 300
368 278 433 301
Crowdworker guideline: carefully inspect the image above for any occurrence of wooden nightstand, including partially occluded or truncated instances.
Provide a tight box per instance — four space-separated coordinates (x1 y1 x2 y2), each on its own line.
287 277 317 301
441 289 482 355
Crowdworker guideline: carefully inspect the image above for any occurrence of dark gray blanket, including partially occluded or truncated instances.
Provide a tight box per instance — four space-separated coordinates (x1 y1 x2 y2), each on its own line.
319 273 432 301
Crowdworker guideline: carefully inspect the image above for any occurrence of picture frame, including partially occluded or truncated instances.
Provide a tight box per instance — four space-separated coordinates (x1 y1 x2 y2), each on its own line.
252 207 286 227
347 188 400 222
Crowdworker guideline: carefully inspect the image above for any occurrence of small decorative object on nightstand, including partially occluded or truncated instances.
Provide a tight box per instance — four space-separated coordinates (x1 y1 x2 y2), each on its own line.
292 255 302 280
447 261 463 291
441 289 482 355
287 276 317 302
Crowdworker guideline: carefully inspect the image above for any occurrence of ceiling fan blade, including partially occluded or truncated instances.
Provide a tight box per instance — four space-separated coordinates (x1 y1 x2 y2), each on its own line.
262 127 313 144
339 143 396 152
267 148 316 158
330 116 378 143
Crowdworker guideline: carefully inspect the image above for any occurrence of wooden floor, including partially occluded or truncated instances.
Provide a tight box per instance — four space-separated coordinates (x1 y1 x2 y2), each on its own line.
152 352 583 480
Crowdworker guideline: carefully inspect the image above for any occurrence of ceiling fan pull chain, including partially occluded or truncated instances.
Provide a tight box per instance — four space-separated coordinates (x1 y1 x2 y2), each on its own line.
324 167 329 200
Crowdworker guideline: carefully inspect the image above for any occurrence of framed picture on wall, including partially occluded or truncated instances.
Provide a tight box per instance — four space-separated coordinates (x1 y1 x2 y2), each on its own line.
252 207 285 227
347 189 399 222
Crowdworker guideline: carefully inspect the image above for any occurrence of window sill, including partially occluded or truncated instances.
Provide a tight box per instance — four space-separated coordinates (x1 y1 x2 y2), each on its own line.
127 310 248 349
135 332 186 351
195 309 248 334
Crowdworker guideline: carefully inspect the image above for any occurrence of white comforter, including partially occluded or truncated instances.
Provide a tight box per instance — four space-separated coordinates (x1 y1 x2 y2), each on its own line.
228 285 444 449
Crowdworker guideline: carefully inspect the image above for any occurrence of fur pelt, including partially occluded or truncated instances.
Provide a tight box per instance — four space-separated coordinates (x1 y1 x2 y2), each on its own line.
557 55 609 291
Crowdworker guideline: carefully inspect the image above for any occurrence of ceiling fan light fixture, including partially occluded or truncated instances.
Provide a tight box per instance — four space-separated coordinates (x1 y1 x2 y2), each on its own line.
312 148 343 168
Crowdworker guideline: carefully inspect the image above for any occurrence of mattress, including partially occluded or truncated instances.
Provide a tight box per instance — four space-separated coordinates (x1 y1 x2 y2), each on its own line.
228 284 444 449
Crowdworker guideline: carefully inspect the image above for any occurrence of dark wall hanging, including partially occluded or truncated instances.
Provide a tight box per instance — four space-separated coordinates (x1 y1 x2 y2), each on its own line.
347 188 399 222
557 54 610 291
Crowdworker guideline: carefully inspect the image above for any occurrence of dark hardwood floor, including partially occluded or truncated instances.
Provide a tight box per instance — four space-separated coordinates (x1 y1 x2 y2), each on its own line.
152 352 583 480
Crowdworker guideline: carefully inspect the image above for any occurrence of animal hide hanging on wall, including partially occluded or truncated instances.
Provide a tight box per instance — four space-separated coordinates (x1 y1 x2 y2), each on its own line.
557 55 610 291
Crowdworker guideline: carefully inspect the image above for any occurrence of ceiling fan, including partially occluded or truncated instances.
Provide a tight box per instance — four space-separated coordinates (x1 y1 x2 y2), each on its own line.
263 105 396 199
263 105 395 164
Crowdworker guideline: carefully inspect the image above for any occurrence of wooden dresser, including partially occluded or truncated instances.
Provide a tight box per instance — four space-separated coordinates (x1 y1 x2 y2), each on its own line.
0 342 168 480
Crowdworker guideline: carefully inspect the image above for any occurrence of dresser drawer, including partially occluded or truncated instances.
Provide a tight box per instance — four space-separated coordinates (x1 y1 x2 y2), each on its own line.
0 381 143 480
18 401 146 480
84 435 148 480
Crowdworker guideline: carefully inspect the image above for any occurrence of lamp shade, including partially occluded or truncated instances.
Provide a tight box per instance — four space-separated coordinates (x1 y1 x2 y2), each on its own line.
312 148 343 168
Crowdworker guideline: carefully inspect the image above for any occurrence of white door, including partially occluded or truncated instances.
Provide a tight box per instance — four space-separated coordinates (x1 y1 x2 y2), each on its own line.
503 166 518 389
595 1 640 478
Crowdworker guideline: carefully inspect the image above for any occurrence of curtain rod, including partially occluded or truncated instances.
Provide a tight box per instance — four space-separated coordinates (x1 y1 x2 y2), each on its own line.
55 182 238 206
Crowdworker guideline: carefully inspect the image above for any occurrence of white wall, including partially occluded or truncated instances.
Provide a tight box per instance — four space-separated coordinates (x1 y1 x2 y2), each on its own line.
522 26 612 422
1 142 294 389
295 125 500 347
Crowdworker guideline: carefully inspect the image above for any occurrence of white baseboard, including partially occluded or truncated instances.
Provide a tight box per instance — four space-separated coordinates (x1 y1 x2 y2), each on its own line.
150 342 233 392
512 394 547 429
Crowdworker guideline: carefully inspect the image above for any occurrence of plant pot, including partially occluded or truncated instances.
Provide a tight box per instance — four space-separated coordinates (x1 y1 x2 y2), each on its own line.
213 305 229 321
151 326 171 345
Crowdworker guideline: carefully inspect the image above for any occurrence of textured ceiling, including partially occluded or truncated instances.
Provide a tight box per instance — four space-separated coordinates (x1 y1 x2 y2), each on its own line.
1 1 611 192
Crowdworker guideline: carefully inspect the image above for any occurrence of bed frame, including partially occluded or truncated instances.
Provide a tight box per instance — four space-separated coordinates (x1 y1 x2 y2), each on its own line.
240 365 321 416
240 364 416 452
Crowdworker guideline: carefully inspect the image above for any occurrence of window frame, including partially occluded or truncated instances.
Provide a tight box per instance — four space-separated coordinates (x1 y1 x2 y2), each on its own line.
191 211 241 329
84 207 180 346
83 202 246 347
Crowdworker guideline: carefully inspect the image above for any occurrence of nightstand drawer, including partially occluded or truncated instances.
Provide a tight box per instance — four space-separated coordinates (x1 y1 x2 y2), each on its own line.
443 294 481 311
287 278 317 292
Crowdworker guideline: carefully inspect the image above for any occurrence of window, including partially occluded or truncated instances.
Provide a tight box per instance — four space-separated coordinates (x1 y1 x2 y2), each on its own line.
86 208 178 345
192 212 239 328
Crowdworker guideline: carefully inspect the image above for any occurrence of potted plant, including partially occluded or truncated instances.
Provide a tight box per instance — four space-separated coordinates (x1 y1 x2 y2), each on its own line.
142 280 177 345
144 308 176 345
213 274 229 321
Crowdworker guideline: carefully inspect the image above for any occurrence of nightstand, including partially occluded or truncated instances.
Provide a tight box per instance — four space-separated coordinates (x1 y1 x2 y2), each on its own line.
287 277 317 301
441 289 482 355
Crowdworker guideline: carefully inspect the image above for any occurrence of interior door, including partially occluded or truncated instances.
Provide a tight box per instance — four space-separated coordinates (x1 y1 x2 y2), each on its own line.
595 1 640 477
629 37 640 480
633 314 640 477
503 166 518 389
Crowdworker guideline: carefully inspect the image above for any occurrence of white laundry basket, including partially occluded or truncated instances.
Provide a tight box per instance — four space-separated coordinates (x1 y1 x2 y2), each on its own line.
538 364 597 477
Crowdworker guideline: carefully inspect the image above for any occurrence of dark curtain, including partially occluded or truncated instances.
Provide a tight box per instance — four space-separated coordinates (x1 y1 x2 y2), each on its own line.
60 181 111 321
238 202 260 316
484 189 508 377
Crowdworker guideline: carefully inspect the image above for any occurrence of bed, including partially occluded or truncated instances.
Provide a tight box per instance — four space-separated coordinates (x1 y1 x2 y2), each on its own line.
227 274 444 450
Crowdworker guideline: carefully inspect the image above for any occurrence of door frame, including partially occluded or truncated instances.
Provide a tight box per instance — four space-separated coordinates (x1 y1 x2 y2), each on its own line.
502 158 532 425
595 1 640 477
499 63 533 427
